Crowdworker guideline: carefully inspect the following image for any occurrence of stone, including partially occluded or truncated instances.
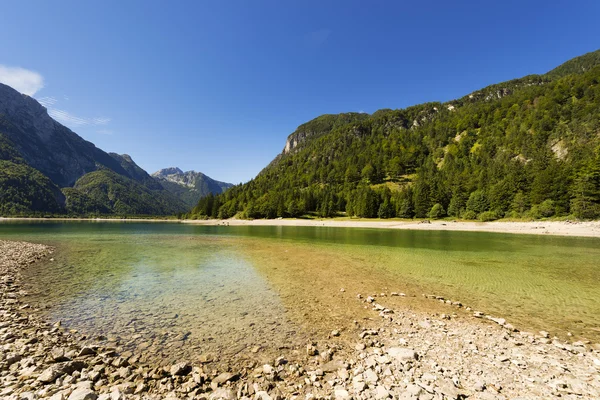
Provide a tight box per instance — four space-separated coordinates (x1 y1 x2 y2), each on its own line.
438 379 461 399
353 380 366 393
406 384 422 396
111 357 128 368
331 330 340 337
364 369 378 383
386 347 418 362
38 365 64 383
51 347 69 362
78 347 96 357
306 344 318 356
208 388 235 400
68 388 98 400
473 379 486 392
262 364 274 374
255 391 272 400
334 388 350 399
19 392 35 400
212 372 239 385
116 366 131 378
320 359 345 372
198 354 214 363
274 356 287 366
489 317 506 326
337 368 349 381
170 362 191 376
375 385 390 399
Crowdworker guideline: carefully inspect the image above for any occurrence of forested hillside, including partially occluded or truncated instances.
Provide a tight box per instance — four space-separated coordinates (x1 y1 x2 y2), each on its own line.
0 83 189 217
192 49 600 220
64 169 187 216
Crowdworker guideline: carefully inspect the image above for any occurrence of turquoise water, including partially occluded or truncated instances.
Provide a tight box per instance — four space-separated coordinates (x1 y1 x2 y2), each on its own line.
1 220 599 363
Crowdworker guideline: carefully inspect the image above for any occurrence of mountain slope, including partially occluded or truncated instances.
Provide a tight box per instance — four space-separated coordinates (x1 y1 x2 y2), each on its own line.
192 48 600 220
66 169 187 216
152 168 233 207
0 133 65 215
0 83 129 187
0 83 187 216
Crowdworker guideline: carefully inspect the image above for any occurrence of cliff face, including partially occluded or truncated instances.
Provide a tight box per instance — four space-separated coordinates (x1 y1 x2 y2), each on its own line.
0 83 129 187
280 113 370 155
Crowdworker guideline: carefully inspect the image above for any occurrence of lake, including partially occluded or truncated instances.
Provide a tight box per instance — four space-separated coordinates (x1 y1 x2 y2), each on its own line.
1 220 599 366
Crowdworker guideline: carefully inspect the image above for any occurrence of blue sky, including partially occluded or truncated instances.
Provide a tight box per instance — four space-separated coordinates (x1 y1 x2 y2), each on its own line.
1 1 599 184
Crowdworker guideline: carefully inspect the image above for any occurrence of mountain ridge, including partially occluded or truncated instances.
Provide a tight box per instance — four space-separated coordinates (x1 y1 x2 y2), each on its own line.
0 84 188 216
191 48 600 220
152 167 233 207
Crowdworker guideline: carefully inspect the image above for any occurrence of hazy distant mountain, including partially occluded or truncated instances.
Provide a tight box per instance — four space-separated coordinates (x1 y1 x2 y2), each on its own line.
152 168 233 207
0 82 187 216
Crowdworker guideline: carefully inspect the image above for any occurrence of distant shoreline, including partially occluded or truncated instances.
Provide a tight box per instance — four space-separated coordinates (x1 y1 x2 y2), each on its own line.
2 216 599 238
183 218 600 238
0 217 179 223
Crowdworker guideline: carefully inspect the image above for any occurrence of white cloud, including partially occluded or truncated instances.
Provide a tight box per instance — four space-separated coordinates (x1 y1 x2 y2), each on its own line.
92 117 111 125
38 96 57 107
0 66 112 130
96 129 113 135
0 65 44 96
47 107 111 127
37 96 111 128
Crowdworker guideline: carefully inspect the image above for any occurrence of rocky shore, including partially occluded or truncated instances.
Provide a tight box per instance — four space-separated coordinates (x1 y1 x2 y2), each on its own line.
2 240 600 399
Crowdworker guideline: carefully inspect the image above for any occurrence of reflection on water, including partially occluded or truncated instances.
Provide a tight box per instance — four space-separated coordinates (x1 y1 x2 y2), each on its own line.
19 235 305 366
0 220 599 363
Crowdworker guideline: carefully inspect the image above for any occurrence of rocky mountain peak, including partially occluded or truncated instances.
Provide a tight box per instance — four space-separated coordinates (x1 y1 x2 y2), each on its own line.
152 167 184 177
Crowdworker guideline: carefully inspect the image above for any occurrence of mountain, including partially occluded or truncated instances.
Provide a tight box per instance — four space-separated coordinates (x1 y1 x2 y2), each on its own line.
0 83 130 188
152 168 233 207
0 83 187 216
191 49 600 220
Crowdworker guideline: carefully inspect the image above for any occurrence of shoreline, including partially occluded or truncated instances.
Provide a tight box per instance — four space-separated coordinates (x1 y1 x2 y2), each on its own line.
184 218 600 238
3 216 600 238
0 217 179 223
2 240 600 399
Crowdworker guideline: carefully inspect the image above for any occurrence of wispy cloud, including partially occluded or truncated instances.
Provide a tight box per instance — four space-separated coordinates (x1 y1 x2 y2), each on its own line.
96 129 113 135
0 65 44 96
1 66 112 131
38 96 58 107
38 96 111 128
46 108 111 127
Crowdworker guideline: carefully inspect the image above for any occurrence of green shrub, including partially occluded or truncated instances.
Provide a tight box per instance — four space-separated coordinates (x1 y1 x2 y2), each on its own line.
478 211 499 222
461 210 477 220
429 203 446 219
505 210 520 219
466 190 488 214
538 199 556 218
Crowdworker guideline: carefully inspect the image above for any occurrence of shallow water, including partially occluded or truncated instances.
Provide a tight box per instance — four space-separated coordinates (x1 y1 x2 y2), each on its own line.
1 221 599 363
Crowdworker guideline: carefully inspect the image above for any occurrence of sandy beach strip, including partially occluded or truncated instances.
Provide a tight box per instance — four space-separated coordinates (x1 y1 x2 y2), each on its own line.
183 218 600 238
